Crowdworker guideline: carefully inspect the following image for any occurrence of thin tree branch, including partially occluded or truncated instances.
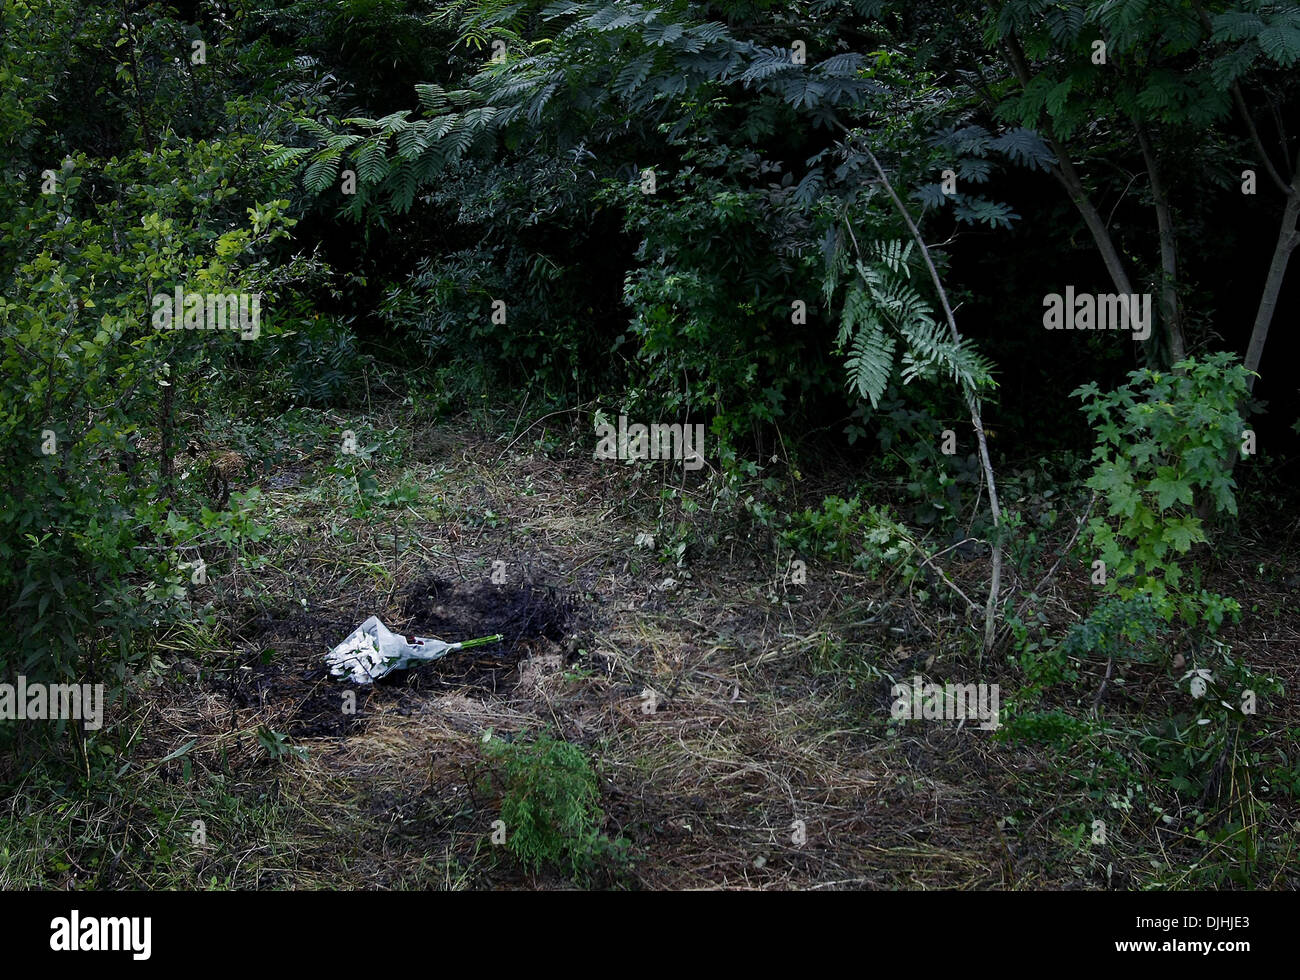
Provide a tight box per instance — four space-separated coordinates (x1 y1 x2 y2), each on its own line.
838 125 1005 655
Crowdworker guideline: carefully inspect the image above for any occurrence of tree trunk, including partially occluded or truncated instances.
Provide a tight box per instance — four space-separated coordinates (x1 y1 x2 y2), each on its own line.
1134 120 1186 365
1243 156 1300 392
1209 157 1299 510
1049 141 1139 299
1003 36 1138 303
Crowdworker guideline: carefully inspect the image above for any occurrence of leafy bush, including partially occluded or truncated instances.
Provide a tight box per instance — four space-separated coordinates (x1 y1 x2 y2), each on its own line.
1062 594 1167 665
374 154 622 394
1073 354 1249 630
270 314 367 407
780 495 921 583
0 0 305 703
603 148 837 460
846 392 985 529
481 731 627 879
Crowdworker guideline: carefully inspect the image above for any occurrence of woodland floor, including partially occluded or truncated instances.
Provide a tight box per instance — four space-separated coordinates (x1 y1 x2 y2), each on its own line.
4 406 1298 890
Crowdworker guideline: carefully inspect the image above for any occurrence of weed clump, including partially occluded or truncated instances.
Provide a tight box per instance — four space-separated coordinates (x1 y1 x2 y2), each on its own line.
480 731 629 881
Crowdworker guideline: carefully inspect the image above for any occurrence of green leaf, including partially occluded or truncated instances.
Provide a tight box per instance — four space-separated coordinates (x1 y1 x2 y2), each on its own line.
1163 517 1204 554
1147 467 1194 511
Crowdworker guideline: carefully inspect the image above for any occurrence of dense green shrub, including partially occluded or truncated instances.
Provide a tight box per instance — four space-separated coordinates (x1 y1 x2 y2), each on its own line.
1074 353 1250 631
481 732 627 879
0 0 310 695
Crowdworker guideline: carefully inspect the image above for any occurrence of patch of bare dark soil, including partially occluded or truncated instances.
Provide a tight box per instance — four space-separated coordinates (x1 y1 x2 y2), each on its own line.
220 577 578 737
398 574 577 694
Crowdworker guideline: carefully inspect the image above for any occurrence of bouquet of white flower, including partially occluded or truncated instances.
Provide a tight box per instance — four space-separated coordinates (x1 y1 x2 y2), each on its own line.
326 615 503 684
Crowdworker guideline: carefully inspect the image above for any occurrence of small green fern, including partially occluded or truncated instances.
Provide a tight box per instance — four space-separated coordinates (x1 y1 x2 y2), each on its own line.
481 731 629 880
835 239 995 407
